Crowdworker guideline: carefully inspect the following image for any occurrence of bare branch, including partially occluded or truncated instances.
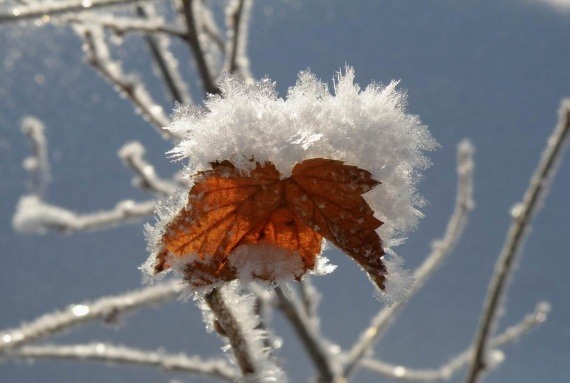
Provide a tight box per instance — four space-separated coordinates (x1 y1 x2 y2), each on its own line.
0 281 182 353
13 194 155 234
5 343 237 381
20 116 50 197
465 101 570 383
224 0 252 80
136 4 193 105
0 0 153 23
180 0 221 96
81 26 177 139
274 286 336 382
343 140 476 378
118 141 177 195
361 302 550 381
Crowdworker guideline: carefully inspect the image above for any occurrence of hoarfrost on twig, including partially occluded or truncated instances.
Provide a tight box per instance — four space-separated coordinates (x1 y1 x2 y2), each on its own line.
0 0 154 23
202 283 287 383
6 343 237 381
361 302 550 381
465 100 570 383
0 281 182 353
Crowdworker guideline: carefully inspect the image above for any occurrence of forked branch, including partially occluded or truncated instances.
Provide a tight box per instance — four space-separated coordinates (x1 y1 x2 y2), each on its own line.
465 100 570 383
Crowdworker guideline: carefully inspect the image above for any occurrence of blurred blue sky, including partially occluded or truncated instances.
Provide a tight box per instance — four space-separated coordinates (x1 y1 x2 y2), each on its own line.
1 1 569 382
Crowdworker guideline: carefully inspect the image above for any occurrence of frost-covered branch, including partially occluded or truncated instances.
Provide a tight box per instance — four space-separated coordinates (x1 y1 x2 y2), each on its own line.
361 302 550 381
6 343 236 381
0 281 182 353
63 15 187 40
180 0 221 95
299 276 321 321
20 116 50 197
343 140 476 378
0 0 152 23
274 286 336 382
224 0 252 80
204 288 256 377
198 1 224 53
118 141 177 195
81 26 175 138
13 194 155 233
136 4 193 105
203 284 285 382
465 100 570 383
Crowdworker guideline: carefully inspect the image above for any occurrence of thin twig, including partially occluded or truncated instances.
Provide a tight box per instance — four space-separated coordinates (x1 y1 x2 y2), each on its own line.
343 140 476 378
465 101 570 383
180 0 221 95
13 194 155 234
0 281 182 353
20 116 50 197
361 302 550 381
0 0 152 23
136 4 193 105
118 141 177 195
299 276 321 321
224 0 252 79
199 0 224 53
274 286 336 382
63 15 187 39
81 26 177 139
6 342 237 381
204 287 256 377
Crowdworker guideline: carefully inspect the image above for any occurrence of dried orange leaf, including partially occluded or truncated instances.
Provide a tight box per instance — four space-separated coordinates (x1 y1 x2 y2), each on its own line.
286 158 386 289
154 158 386 289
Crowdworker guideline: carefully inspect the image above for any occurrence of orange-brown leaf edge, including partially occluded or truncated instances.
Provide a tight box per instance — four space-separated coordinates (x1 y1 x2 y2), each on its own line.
154 158 386 289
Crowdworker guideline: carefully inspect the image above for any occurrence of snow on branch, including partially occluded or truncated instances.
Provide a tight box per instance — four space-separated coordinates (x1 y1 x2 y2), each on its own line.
136 4 193 105
198 1 224 53
80 26 176 139
361 302 550 381
118 141 177 195
0 281 182 354
274 286 336 382
224 0 253 80
203 284 286 382
20 116 50 197
0 0 153 23
12 194 155 234
465 100 570 383
298 276 321 323
62 14 187 40
342 139 475 378
180 0 221 95
7 343 237 381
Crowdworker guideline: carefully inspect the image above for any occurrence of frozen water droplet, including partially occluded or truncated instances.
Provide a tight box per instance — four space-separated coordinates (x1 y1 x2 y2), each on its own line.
393 366 406 377
510 202 524 219
71 304 90 317
95 343 106 354
12 8 21 16
487 349 505 369
2 334 12 343
81 0 93 8
328 344 341 355
150 105 164 116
